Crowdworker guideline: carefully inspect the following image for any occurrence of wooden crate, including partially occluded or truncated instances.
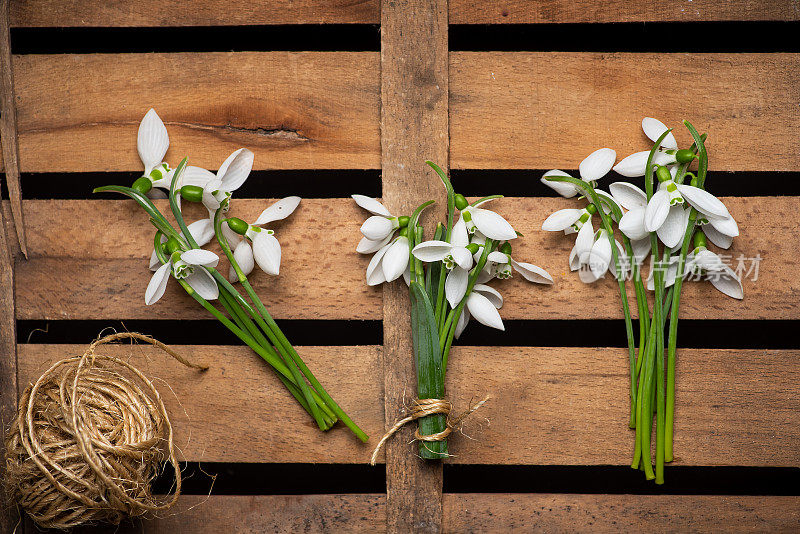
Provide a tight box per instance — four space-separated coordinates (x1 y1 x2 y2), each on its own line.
2 1 799 532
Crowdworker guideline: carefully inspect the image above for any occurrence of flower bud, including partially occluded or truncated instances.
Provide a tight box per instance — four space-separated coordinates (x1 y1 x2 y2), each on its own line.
675 149 695 164
180 185 203 203
132 176 152 195
693 230 707 250
226 217 249 235
499 242 512 255
656 165 672 183
454 194 468 210
397 215 410 228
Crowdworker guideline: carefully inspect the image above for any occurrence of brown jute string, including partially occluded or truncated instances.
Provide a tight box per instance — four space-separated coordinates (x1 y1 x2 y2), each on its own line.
369 395 490 465
4 333 207 530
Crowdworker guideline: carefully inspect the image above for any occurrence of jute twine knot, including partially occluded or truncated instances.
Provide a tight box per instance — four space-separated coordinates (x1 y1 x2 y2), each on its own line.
370 396 489 465
4 333 207 530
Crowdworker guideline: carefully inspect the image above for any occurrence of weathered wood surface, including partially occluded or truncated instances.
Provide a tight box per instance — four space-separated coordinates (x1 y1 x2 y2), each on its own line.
12 52 381 171
70 494 800 533
450 52 800 171
17 345 800 466
9 196 796 321
12 1 800 26
11 53 800 172
0 0 25 255
381 0 449 531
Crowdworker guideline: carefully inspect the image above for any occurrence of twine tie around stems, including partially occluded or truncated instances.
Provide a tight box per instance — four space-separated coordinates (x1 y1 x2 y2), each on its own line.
369 396 489 465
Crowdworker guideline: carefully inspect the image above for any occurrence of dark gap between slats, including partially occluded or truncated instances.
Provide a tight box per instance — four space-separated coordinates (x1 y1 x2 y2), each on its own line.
11 22 800 55
18 320 799 350
11 170 381 200
17 320 383 346
10 25 381 54
451 170 800 198
451 21 800 52
148 462 799 496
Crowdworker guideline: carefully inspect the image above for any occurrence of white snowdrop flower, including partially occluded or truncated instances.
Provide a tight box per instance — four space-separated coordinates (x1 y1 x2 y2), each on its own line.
541 148 616 197
146 249 220 305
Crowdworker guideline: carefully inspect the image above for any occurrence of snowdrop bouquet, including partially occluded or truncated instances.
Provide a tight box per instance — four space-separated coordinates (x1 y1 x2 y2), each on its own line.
94 109 368 442
542 119 741 483
355 162 552 459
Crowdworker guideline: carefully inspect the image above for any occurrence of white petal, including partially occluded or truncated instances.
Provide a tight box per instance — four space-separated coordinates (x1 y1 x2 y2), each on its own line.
644 190 670 232
217 148 254 191
703 224 733 249
352 194 392 217
487 251 509 264
185 267 219 300
145 262 171 305
609 181 648 210
675 185 730 219
466 292 505 331
631 237 651 265
222 220 242 246
642 117 678 150
613 150 676 178
542 209 582 232
574 219 595 257
254 196 301 226
450 247 474 270
451 216 470 248
181 166 216 188
137 109 169 174
579 148 615 182
360 215 396 241
149 249 162 271
180 248 220 268
708 214 739 238
445 267 469 308
231 240 255 282
403 265 411 286
412 240 451 262
473 284 503 308
357 234 392 254
510 259 553 284
147 188 168 199
707 265 743 300
382 236 409 282
541 170 578 198
610 239 628 279
202 178 223 212
366 241 392 286
569 243 581 271
252 232 282 275
618 208 649 240
476 267 493 284
454 308 470 339
588 235 612 280
692 249 725 272
187 218 215 247
470 208 518 241
657 205 688 249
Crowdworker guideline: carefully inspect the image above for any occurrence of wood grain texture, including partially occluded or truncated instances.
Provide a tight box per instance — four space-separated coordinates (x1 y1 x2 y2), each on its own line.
18 345 383 464
0 0 25 256
10 196 796 321
11 0 800 26
450 52 800 171
68 494 800 533
13 52 380 171
0 184 19 534
16 345 800 466
449 1 800 23
381 0 449 531
10 53 800 172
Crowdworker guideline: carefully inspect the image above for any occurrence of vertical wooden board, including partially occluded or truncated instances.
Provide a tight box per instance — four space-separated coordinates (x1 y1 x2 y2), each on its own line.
381 0 449 532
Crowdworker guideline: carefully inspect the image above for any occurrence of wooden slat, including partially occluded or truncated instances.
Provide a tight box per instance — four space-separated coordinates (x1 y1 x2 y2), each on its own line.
11 196 796 321
450 52 800 171
13 52 380 171
449 1 800 23
11 1 800 26
17 345 800 466
11 52 800 173
380 0 449 531
71 494 800 533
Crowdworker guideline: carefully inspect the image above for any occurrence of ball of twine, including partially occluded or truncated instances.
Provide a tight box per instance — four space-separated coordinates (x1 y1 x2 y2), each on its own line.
4 333 207 530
